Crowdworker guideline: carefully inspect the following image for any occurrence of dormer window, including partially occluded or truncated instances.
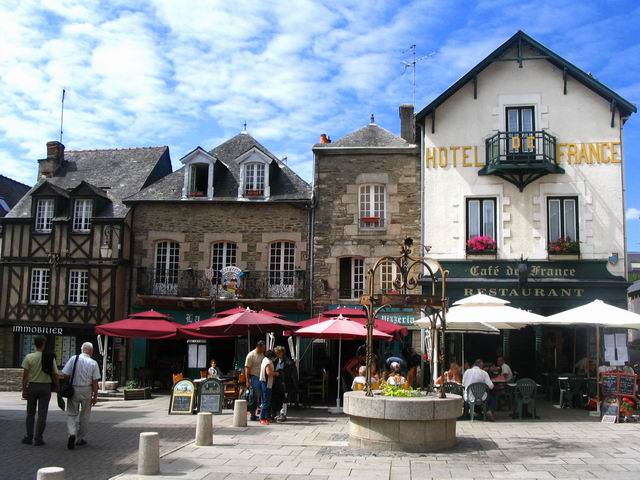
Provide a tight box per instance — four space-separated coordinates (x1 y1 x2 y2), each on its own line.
189 164 209 197
244 163 265 197
35 199 54 233
72 199 93 232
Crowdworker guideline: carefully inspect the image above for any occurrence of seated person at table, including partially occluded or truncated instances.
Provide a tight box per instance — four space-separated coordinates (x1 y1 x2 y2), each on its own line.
496 356 513 382
208 359 221 379
436 362 462 385
462 359 496 421
387 362 406 386
351 366 367 390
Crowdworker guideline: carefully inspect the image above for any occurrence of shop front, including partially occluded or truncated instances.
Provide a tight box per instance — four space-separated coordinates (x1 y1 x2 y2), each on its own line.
421 259 629 380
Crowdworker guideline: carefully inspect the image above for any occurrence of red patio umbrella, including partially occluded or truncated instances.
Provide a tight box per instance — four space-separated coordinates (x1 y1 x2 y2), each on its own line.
128 309 173 320
294 315 391 411
214 306 284 318
179 310 299 337
295 313 407 337
320 307 367 318
96 318 180 339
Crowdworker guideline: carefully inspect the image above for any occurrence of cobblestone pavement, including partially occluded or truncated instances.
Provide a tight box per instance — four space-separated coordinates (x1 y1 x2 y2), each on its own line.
0 392 196 480
111 401 640 480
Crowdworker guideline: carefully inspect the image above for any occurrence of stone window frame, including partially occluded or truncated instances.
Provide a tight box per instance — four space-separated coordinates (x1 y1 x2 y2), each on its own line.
358 183 387 229
154 239 180 286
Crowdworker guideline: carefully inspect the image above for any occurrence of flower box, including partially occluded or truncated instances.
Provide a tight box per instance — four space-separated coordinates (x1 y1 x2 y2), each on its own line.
548 237 580 255
245 189 263 197
466 235 497 254
189 191 205 197
124 387 151 400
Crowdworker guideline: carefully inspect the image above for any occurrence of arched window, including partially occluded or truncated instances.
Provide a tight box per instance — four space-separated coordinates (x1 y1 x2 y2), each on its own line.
359 184 386 228
211 242 237 284
154 241 179 295
244 163 265 197
268 241 295 297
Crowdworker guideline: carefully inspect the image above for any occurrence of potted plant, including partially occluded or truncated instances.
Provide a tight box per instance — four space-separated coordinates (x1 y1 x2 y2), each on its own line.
548 237 580 256
466 235 497 255
123 379 151 400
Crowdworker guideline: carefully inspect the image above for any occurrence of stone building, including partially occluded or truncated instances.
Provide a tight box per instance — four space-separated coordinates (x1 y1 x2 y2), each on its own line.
124 132 311 380
312 107 421 349
0 141 171 378
415 30 636 377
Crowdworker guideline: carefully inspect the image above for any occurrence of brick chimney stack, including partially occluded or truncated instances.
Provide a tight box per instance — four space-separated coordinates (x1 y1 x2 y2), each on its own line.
38 141 65 178
399 104 415 143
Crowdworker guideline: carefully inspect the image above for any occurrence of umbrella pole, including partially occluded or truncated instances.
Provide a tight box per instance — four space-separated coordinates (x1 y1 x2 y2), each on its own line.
337 338 342 409
461 333 465 374
596 324 601 416
100 335 109 391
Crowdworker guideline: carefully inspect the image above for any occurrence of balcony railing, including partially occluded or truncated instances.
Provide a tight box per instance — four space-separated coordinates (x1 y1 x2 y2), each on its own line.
480 130 564 191
137 268 307 300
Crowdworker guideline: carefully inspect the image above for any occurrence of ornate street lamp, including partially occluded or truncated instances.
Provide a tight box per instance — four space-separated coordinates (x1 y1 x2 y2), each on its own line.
360 238 449 398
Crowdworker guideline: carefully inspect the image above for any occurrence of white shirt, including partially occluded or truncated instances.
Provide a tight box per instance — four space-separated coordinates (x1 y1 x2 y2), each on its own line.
62 353 101 387
462 366 493 401
500 363 514 381
259 357 274 388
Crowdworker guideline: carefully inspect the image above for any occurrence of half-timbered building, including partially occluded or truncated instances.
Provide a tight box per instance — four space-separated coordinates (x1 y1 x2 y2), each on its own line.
0 141 171 373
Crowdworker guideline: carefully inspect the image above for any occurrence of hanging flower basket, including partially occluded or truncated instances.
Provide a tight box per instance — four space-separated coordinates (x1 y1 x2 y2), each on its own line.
466 235 497 254
548 237 580 255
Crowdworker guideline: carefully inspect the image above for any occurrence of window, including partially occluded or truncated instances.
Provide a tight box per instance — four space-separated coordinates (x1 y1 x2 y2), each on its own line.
506 106 535 154
380 260 400 293
30 268 50 304
359 184 386 228
72 199 93 232
547 197 578 243
35 199 54 233
68 269 88 305
466 198 497 241
339 257 364 299
189 164 209 197
211 242 237 283
244 163 265 197
154 241 180 294
269 241 295 297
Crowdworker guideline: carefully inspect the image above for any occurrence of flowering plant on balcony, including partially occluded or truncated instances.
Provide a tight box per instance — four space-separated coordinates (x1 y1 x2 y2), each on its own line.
548 237 580 255
466 235 497 254
189 190 205 197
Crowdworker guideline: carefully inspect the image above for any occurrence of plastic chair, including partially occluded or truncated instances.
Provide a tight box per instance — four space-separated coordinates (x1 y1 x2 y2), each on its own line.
514 378 537 419
558 375 571 408
466 382 489 422
353 382 365 391
443 382 464 396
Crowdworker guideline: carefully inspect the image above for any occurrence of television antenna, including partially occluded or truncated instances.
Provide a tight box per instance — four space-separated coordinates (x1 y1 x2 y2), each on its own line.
59 89 66 143
401 45 436 106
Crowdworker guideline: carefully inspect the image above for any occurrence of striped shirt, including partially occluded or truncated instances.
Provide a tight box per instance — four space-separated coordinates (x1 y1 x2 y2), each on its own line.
62 353 101 386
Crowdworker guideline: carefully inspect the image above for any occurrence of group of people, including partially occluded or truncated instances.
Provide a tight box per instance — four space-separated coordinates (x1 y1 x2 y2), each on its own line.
21 335 101 449
344 345 423 390
244 340 298 425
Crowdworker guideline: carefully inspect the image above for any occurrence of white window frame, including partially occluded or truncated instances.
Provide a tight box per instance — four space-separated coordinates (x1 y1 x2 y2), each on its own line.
380 260 399 293
339 257 364 300
35 199 54 233
466 197 497 241
211 241 237 284
30 268 50 304
244 162 266 197
547 196 578 243
359 184 386 228
68 269 88 305
72 199 93 233
154 241 180 294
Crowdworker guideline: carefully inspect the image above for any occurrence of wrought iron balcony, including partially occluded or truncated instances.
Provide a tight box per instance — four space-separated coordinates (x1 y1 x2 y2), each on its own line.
480 130 564 191
136 268 308 300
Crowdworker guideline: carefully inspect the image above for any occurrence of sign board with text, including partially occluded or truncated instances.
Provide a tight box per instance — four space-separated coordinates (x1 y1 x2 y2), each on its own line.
169 379 196 415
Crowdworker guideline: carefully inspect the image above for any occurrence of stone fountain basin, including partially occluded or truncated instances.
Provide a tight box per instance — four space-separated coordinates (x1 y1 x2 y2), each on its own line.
343 391 462 452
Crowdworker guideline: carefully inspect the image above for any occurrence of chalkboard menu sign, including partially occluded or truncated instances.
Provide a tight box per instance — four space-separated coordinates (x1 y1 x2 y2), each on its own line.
618 375 636 396
601 374 618 395
198 379 223 414
601 396 620 421
169 379 196 415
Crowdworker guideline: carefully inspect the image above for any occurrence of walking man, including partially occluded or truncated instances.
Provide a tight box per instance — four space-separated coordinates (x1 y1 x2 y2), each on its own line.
61 342 100 449
22 335 59 446
244 340 265 421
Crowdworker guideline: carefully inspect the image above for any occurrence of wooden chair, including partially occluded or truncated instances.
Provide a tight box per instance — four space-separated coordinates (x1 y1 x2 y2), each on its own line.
223 381 240 409
307 370 328 403
199 370 208 379
172 373 184 385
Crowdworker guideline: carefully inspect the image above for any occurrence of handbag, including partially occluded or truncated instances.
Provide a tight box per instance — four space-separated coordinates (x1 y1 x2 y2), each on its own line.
59 354 79 399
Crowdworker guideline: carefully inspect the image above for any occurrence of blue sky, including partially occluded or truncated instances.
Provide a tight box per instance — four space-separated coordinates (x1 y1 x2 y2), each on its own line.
1 0 639 249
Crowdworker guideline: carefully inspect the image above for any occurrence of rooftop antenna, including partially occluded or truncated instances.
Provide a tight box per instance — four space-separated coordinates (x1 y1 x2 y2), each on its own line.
59 88 66 143
401 45 436 106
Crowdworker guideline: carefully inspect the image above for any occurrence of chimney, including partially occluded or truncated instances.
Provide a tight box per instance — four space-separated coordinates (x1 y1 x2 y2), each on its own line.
38 141 65 178
319 133 331 144
399 104 415 143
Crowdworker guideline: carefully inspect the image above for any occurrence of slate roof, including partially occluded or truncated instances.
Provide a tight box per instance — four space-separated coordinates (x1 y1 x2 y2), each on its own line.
6 146 171 219
416 30 636 121
629 280 640 297
315 124 413 148
126 133 311 203
0 175 30 217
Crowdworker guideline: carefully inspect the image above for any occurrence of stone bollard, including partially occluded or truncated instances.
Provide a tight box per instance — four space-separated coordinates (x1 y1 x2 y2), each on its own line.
138 432 160 476
233 399 247 427
195 412 213 446
37 467 65 480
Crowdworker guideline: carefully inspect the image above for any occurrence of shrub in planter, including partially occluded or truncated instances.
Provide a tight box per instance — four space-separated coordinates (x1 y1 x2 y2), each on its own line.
548 237 580 254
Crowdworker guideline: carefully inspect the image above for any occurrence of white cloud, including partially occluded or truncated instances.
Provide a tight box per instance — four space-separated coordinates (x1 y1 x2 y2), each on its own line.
627 208 640 221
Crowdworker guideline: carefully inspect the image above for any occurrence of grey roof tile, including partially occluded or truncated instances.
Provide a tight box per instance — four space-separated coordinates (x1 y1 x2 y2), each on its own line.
6 146 170 219
318 124 412 148
0 175 30 217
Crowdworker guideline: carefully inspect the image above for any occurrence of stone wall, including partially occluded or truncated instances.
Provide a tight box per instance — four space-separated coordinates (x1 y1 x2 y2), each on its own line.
312 149 420 314
0 368 23 391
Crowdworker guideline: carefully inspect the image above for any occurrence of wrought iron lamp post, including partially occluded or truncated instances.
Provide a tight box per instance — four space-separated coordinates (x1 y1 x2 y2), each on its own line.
360 238 449 398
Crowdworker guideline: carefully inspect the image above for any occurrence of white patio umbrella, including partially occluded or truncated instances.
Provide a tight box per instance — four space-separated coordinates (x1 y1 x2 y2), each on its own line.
546 300 640 415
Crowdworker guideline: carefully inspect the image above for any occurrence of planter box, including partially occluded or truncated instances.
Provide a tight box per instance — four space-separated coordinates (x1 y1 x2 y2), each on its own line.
104 381 118 391
245 190 263 197
466 250 497 260
124 387 151 400
548 253 580 261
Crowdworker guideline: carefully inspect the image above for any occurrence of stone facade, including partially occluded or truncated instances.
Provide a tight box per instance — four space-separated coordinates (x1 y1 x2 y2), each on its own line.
312 122 420 314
